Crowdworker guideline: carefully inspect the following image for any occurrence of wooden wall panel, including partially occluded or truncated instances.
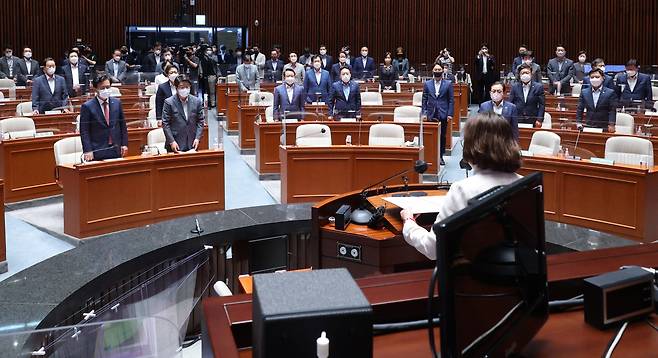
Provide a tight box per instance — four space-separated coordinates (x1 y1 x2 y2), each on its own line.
1 1 656 70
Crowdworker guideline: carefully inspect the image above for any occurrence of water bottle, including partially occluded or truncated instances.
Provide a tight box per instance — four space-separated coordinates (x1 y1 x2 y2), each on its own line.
212 137 219 150
345 135 352 145
564 147 570 159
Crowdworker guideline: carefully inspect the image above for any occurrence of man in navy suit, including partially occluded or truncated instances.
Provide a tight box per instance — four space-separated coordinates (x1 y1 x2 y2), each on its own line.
351 46 376 79
330 51 352 82
303 55 332 103
328 67 361 119
576 68 617 132
31 58 69 114
583 58 615 90
62 50 88 97
319 45 333 70
508 64 545 127
142 42 163 73
615 59 653 108
264 49 284 82
155 64 179 120
478 82 519 140
273 68 306 119
422 63 454 164
79 74 128 161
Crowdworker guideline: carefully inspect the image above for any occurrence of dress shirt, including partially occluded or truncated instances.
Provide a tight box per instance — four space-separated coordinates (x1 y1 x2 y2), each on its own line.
272 61 278 71
558 60 563 72
71 65 80 86
482 56 488 74
181 97 189 119
47 74 56 93
592 87 602 107
342 82 350 100
402 168 522 259
7 58 13 77
113 61 119 76
627 76 637 92
315 70 322 84
25 59 32 73
322 57 327 67
361 57 367 68
286 84 294 103
523 82 531 102
434 80 442 96
170 83 177 98
492 101 504 115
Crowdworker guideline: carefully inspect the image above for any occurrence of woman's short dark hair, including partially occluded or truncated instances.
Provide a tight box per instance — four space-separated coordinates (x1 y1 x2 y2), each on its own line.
174 74 192 87
164 64 178 75
462 113 521 173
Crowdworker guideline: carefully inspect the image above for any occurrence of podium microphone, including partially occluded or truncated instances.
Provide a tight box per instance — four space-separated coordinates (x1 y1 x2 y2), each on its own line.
572 124 584 159
351 160 429 224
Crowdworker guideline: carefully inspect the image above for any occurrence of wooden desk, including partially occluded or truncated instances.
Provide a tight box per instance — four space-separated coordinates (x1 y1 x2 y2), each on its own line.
254 121 444 177
215 83 239 116
59 150 225 238
202 243 658 357
0 179 5 274
519 155 658 241
519 126 658 159
0 127 208 203
280 145 423 204
226 92 245 132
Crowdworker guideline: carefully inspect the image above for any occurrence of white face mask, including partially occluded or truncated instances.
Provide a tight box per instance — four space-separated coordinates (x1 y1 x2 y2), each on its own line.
361 51 368 57
341 74 351 83
113 56 121 62
313 62 321 69
285 76 295 85
24 52 32 58
626 70 637 77
46 67 55 76
69 56 78 65
177 88 190 98
589 77 603 87
319 49 327 55
523 59 532 65
154 50 161 55
556 50 566 57
98 88 113 99
490 92 503 102
599 66 606 72
578 56 586 63
520 73 532 83
168 73 178 82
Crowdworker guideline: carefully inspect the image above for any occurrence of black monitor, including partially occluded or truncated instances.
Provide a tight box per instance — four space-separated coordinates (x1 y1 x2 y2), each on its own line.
433 172 548 357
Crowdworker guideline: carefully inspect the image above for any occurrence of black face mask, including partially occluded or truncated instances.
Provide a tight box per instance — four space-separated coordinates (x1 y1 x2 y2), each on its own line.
433 71 443 78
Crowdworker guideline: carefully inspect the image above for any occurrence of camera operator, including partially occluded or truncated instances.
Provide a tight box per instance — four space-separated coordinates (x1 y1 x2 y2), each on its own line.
181 45 200 96
198 44 217 107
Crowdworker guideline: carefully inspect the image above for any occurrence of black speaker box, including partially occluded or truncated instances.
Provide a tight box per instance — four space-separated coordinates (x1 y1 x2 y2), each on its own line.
252 268 373 358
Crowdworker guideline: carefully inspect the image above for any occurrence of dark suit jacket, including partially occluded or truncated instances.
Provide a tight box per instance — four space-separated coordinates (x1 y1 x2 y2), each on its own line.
264 59 284 81
546 58 575 93
351 56 377 79
161 95 205 152
105 59 128 82
328 81 361 116
16 58 41 85
0 56 20 79
320 55 333 70
615 73 653 105
583 74 616 91
273 84 305 118
475 55 496 80
31 74 68 113
508 81 545 124
478 100 519 140
303 69 332 103
155 82 175 120
330 63 352 82
143 53 162 73
379 65 398 89
421 79 454 121
79 97 128 160
576 86 617 129
62 63 88 97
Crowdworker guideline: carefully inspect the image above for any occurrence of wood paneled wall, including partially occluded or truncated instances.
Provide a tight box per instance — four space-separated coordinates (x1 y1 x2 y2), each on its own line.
1 0 656 69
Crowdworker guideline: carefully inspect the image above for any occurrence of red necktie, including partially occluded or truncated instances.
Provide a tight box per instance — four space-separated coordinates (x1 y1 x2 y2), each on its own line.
104 100 112 144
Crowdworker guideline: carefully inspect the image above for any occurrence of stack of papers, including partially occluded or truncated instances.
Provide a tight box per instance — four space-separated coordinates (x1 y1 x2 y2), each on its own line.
382 195 445 214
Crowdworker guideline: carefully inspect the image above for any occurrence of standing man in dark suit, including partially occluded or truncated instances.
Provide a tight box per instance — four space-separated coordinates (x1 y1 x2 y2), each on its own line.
264 49 284 82
508 64 545 127
330 52 352 82
79 74 128 161
273 68 306 119
328 67 361 119
16 47 40 86
351 46 376 79
615 59 653 108
62 50 88 97
422 63 454 164
156 48 180 74
0 45 19 81
583 58 615 90
31 58 69 114
546 44 574 95
105 49 127 83
155 64 179 120
319 45 333 70
142 42 162 73
511 44 527 75
478 82 519 140
303 55 332 103
474 43 496 102
162 75 205 152
576 68 617 132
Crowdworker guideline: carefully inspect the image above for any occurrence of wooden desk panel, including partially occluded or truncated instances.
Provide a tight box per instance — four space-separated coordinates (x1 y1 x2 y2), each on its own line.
519 156 658 241
280 145 421 204
60 150 224 238
215 83 239 116
255 121 442 176
0 180 5 274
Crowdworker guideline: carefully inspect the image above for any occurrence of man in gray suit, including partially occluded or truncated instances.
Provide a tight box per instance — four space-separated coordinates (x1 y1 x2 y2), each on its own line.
546 44 574 95
105 49 128 83
162 75 205 152
0 45 20 81
235 55 260 91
